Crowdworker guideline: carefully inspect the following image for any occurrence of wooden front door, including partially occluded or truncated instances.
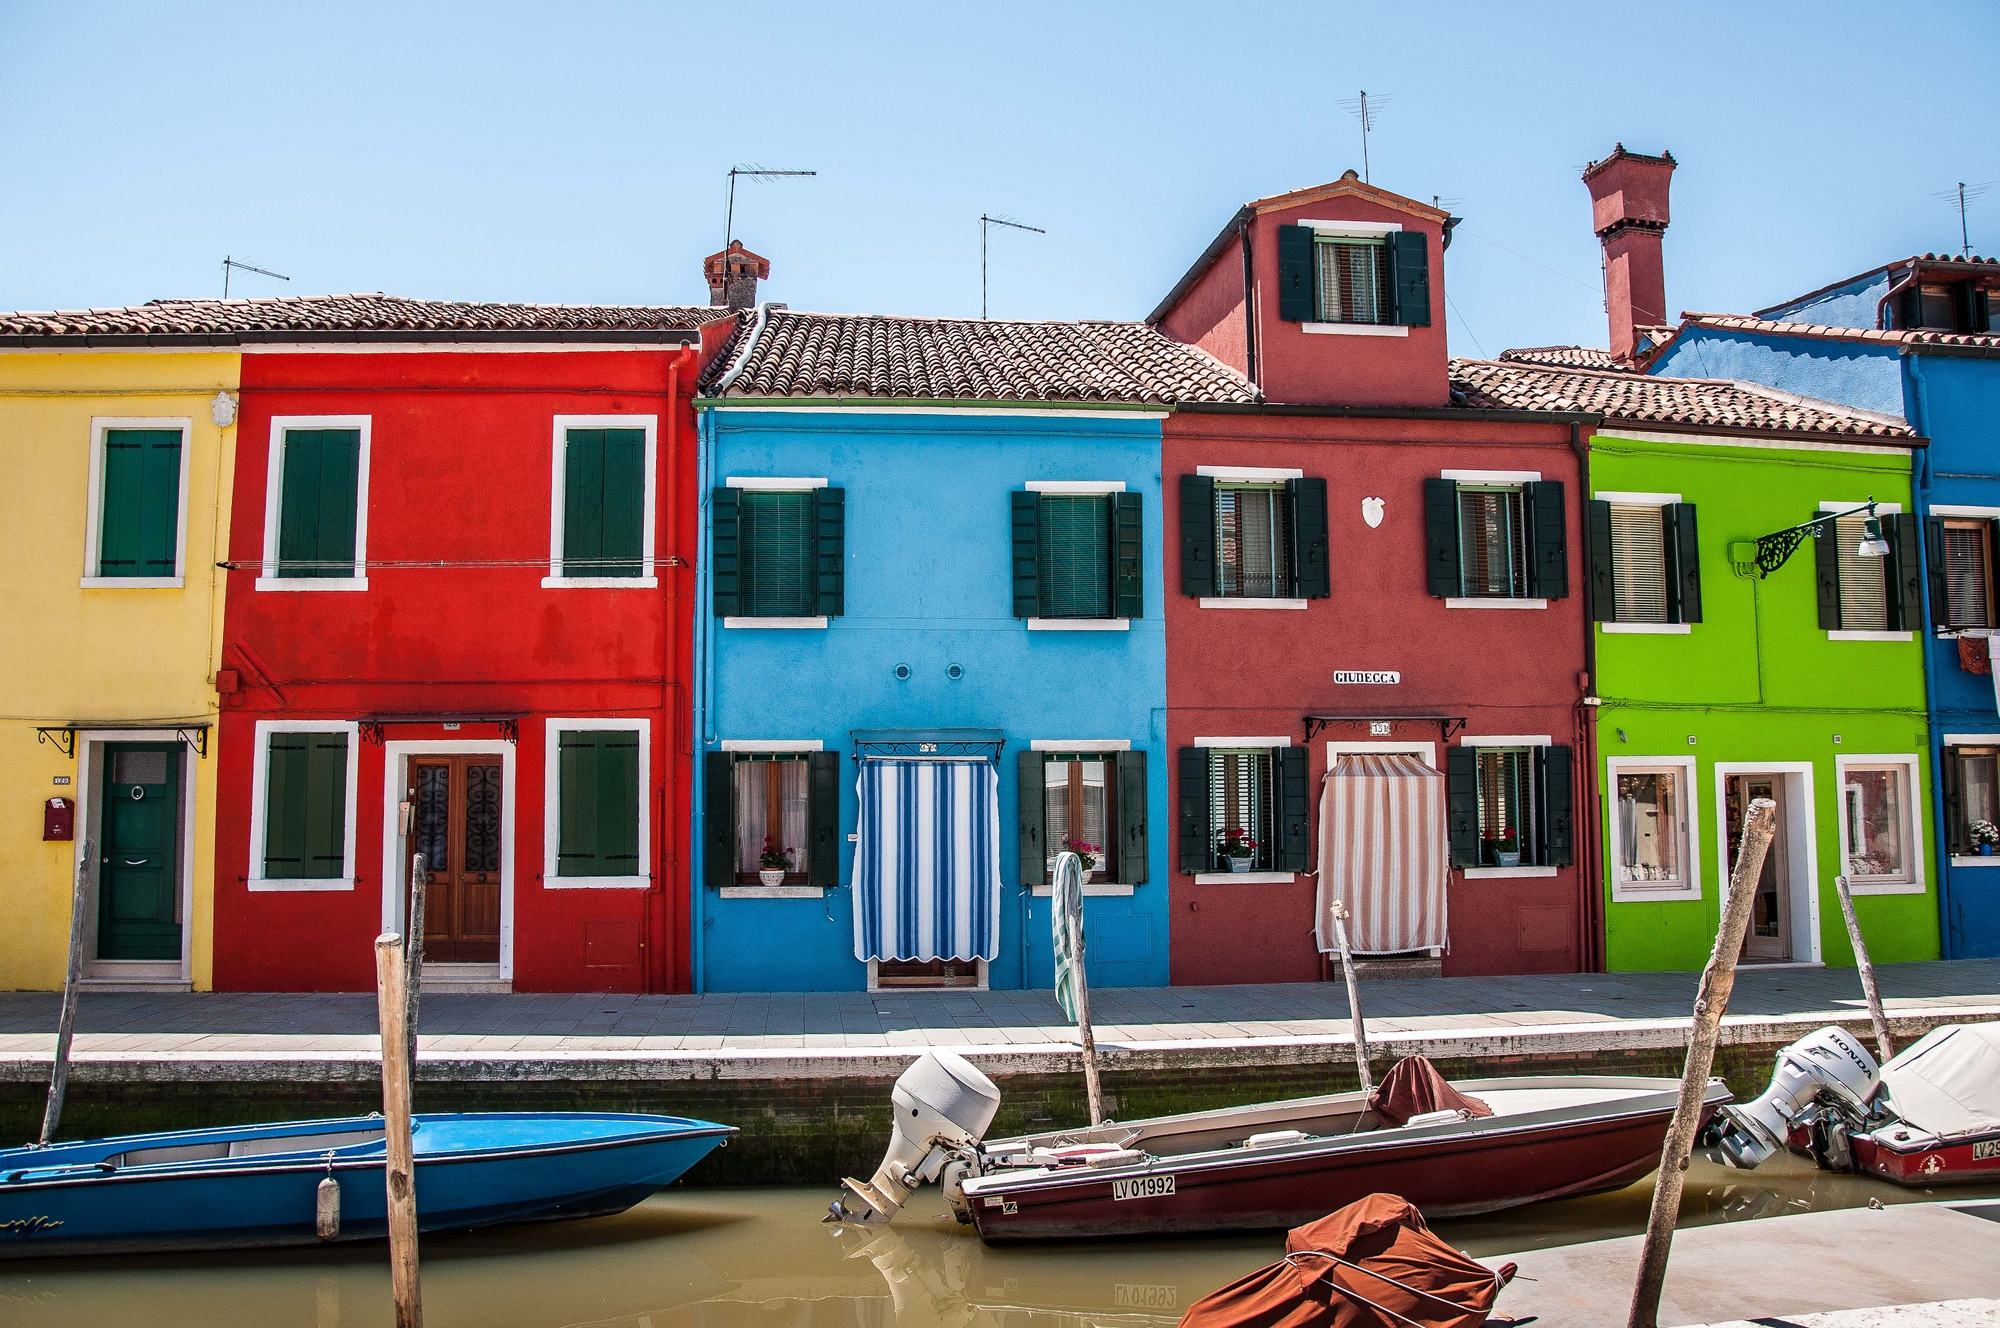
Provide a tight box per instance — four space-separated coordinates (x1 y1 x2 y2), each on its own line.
1728 775 1791 962
406 756 503 964
97 743 182 960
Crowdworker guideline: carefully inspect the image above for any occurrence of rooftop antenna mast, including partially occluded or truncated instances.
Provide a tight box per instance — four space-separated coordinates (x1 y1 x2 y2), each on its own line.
1335 92 1392 184
979 214 1046 319
1932 180 1995 259
726 166 817 253
221 257 289 299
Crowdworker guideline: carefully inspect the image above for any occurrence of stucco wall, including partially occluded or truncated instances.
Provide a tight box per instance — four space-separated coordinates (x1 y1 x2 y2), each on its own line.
1758 272 1890 329
1155 237 1250 381
1650 329 1907 421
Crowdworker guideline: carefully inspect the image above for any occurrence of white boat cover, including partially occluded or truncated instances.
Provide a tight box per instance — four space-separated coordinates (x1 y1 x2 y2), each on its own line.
1315 754 1448 955
1873 1022 2000 1141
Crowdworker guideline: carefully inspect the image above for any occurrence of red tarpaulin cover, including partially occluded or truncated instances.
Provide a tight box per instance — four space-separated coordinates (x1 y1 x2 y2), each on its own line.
1178 1194 1511 1328
1367 1055 1493 1128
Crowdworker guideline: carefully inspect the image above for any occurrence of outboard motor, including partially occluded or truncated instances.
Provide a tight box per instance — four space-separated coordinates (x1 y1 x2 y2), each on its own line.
1714 1026 1878 1169
826 1050 1000 1225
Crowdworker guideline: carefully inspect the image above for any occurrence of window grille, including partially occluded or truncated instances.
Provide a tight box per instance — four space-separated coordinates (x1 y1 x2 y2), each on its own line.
1216 485 1291 597
1474 748 1535 866
1610 504 1670 623
1314 239 1389 324
1458 487 1526 598
1208 749 1273 870
1835 514 1888 630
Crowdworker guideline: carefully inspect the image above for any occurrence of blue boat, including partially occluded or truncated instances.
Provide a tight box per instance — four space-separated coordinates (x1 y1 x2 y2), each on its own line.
0 1111 734 1257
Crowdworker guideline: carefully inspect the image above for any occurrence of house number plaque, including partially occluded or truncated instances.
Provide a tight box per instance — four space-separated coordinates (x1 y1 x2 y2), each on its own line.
1333 671 1400 685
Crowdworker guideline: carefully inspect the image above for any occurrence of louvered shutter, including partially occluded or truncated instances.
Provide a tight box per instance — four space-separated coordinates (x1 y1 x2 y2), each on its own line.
1886 513 1924 631
601 429 646 577
1446 746 1479 867
1114 491 1144 619
1815 526 1842 629
1289 477 1330 599
711 487 741 616
1587 499 1616 622
1942 748 1967 855
1180 475 1217 597
1177 747 1211 873
99 429 183 578
1275 747 1311 872
1116 749 1149 885
813 487 845 617
1277 225 1317 323
263 733 308 879
1524 480 1568 599
1424 478 1461 597
1669 503 1703 624
1389 231 1431 328
304 735 349 879
1018 750 1047 886
1926 515 1952 628
1010 490 1041 617
564 429 606 573
1536 744 1575 867
1954 282 1982 334
559 732 638 877
703 752 735 888
279 429 360 579
741 491 815 616
807 751 841 886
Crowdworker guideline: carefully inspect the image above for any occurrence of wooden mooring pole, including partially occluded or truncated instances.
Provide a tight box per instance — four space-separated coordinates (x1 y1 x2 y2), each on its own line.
1063 885 1107 1127
1834 875 1895 1064
1327 900 1373 1102
40 841 94 1145
405 853 428 1073
375 933 423 1328
1628 797 1777 1328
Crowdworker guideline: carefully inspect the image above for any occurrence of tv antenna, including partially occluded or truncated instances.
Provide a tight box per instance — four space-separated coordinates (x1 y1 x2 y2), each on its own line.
979 215 1046 319
221 257 289 299
1932 180 1996 259
1334 91 1392 184
725 165 817 252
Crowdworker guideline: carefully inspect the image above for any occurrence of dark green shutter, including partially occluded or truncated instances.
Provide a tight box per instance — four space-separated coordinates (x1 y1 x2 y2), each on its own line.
1446 746 1479 867
304 735 348 878
1038 494 1112 619
1018 750 1047 887
558 731 638 877
1954 282 1982 334
1897 284 1922 331
1524 480 1568 599
98 429 182 577
1113 492 1144 619
1116 749 1148 885
703 751 735 888
1815 526 1842 629
1974 287 1993 334
1942 749 1967 855
1178 747 1211 873
1536 744 1574 868
564 429 606 572
264 732 346 879
278 429 360 579
1288 477 1330 599
1669 503 1702 624
1180 475 1217 597
711 487 741 616
1277 225 1317 323
1926 515 1952 628
1389 231 1431 328
1011 490 1041 617
813 487 845 617
563 429 643 577
1424 478 1461 597
263 734 307 878
1275 747 1310 873
1886 513 1924 632
1587 499 1616 622
807 751 841 887
740 491 816 616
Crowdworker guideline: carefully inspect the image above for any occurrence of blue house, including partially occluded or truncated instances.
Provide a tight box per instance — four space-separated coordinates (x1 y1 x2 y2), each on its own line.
690 309 1254 992
1646 253 2000 958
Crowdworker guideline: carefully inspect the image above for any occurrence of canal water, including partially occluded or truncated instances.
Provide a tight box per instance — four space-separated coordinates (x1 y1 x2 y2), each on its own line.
3 1152 1995 1327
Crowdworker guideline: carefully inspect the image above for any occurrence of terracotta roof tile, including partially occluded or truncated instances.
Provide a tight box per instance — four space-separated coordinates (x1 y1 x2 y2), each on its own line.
1496 345 1629 371
0 293 733 342
1680 311 2000 351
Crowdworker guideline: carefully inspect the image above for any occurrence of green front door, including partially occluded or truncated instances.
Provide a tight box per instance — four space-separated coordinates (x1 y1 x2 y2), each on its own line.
97 743 183 961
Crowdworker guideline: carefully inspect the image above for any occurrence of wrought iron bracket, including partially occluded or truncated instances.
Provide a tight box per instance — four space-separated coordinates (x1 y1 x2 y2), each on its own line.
34 725 208 758
34 727 75 759
851 728 1006 763
1752 499 1877 578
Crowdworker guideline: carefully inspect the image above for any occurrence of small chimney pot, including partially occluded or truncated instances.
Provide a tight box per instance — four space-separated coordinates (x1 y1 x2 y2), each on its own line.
705 241 771 311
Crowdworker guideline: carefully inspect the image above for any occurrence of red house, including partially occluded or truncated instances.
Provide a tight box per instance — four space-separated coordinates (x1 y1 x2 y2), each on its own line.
210 294 738 993
1152 174 1601 981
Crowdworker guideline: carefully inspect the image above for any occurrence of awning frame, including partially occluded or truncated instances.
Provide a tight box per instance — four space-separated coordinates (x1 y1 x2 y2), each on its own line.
1304 713 1467 744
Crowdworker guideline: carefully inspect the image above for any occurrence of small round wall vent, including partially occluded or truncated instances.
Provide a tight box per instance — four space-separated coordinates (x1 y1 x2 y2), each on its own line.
946 663 965 681
893 663 912 681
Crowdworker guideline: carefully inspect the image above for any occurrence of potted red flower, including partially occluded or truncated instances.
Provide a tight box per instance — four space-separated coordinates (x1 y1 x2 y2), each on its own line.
759 837 794 886
1218 827 1258 872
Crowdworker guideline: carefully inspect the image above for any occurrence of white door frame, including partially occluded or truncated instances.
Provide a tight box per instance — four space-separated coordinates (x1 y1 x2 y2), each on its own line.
1711 761 1821 964
73 731 198 987
380 739 517 981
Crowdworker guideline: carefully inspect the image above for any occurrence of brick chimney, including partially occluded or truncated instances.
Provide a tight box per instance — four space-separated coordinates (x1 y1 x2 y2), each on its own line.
705 241 770 310
1582 145 1675 362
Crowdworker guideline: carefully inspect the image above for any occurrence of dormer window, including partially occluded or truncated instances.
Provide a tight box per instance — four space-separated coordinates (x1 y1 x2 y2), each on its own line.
1316 237 1389 324
1277 224 1430 330
1897 278 1993 333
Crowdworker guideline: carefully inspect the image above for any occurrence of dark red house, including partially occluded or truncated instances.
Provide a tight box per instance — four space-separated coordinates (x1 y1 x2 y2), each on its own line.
209 294 737 992
1152 174 1601 981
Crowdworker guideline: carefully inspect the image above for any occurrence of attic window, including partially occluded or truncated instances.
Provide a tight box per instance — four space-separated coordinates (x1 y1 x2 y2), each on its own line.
1920 285 1956 330
1315 238 1389 324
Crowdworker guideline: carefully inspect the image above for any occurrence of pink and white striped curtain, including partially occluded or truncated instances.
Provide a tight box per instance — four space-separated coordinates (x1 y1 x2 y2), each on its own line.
1314 753 1449 955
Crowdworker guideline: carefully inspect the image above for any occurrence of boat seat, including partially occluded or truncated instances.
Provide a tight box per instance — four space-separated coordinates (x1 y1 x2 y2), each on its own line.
108 1128 386 1168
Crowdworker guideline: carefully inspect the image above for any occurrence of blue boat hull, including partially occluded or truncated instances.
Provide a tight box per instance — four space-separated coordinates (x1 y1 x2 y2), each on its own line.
0 1112 733 1258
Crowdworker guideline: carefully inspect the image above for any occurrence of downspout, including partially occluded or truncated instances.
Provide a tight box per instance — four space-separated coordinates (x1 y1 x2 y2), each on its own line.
1908 352 1955 959
1239 218 1260 393
1570 421 1605 972
691 407 717 993
1876 267 1919 330
658 347 694 992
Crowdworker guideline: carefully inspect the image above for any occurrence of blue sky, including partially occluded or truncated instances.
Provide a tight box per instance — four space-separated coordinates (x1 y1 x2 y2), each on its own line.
4 2 1997 357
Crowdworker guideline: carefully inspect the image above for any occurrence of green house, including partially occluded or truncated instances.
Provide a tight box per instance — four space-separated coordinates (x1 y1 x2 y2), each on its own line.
1457 357 1938 970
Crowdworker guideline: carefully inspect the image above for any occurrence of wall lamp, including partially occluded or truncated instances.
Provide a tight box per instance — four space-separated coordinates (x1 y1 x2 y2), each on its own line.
1743 498 1886 578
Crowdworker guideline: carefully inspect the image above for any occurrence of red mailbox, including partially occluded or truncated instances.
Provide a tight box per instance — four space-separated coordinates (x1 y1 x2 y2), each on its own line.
44 797 74 841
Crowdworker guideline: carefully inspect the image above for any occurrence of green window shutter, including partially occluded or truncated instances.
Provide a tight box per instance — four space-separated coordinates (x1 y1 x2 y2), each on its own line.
1018 750 1047 886
1446 746 1479 867
1896 285 1922 330
1942 749 1968 855
99 429 182 577
806 751 841 887
278 429 360 579
1423 478 1462 597
703 751 736 888
813 487 845 617
1524 480 1568 599
1974 287 1993 334
563 429 606 572
1955 282 1981 334
1389 231 1431 328
1180 475 1217 597
1535 744 1574 867
600 428 646 576
1177 747 1211 873
1814 526 1842 629
1668 503 1703 624
1587 499 1616 622
1113 491 1144 619
1037 494 1111 618
1011 490 1041 617
1275 747 1310 873
1276 225 1317 323
1926 515 1952 628
304 735 349 878
1288 477 1330 599
711 487 741 616
1886 512 1924 631
263 734 307 879
557 731 639 877
740 490 815 617
1116 749 1148 885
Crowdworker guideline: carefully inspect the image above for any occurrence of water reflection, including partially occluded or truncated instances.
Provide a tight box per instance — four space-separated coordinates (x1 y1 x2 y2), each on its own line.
1 1151 1990 1328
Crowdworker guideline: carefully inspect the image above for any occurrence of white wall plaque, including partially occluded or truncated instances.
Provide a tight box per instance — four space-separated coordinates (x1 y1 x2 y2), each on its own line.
1362 497 1384 528
1334 670 1400 685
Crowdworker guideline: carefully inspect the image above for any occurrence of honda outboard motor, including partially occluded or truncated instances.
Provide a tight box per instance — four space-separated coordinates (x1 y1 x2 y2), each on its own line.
1715 1026 1878 1169
827 1050 1000 1225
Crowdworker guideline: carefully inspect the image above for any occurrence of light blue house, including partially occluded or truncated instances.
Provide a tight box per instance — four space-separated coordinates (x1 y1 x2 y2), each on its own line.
690 310 1253 992
1647 253 2000 958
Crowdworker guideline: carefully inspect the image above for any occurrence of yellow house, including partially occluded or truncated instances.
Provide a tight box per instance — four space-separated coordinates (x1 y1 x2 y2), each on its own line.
0 341 239 991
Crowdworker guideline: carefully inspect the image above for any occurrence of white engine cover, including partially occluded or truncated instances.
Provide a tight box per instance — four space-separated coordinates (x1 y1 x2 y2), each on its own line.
1718 1025 1878 1168
830 1050 1000 1225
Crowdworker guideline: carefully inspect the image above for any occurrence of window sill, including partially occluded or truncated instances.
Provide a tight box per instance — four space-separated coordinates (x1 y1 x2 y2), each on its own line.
1445 597 1548 610
1460 866 1558 879
721 885 826 899
80 576 184 589
1027 618 1131 631
1198 597 1308 610
1031 882 1135 896
256 576 368 592
1842 878 1926 896
1302 322 1409 338
544 874 649 890
1827 630 1914 642
1949 856 2000 868
248 877 355 893
723 616 828 629
1193 871 1295 884
541 575 658 589
1609 884 1702 903
1600 622 1691 635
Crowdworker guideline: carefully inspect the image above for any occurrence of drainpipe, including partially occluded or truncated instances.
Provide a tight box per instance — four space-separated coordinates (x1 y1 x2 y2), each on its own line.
658 347 694 992
1876 267 1919 330
1239 218 1260 393
691 408 716 993
1570 421 1606 972
1907 353 1956 959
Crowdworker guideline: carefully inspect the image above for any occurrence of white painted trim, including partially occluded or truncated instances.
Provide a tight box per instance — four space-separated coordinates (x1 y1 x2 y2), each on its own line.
73 731 198 983
1031 882 1135 897
257 416 371 592
711 405 1171 421
866 957 990 992
720 739 825 752
1442 469 1542 484
1605 755 1703 903
1833 753 1928 897
547 414 658 586
1459 734 1552 748
82 417 193 587
1827 630 1914 643
1025 480 1125 494
380 739 517 978
1819 499 1903 514
1303 322 1408 337
1445 598 1549 610
1601 622 1692 635
1594 490 1681 505
1196 465 1304 481
248 720 362 892
1461 865 1558 879
1200 597 1309 610
1030 739 1132 752
1949 855 2000 868
1299 219 1403 235
724 616 829 630
1711 761 1822 964
722 885 826 899
1325 741 1436 767
1595 428 1912 458
542 718 651 890
1928 504 2000 518
1194 736 1292 748
1943 733 2000 745
1195 871 1296 884
725 476 828 490
1027 618 1131 631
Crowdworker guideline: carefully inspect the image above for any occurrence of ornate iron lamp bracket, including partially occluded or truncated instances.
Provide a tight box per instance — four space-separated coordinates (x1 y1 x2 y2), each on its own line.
1753 499 1877 579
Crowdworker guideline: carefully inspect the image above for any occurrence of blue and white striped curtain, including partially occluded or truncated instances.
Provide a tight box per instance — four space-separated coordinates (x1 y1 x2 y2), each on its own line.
852 759 1001 962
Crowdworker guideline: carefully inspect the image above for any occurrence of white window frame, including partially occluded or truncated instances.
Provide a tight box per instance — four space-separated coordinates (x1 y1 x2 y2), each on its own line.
258 415 371 592
718 738 825 898
719 475 828 628
1192 735 1292 883
1606 755 1702 902
1299 221 1407 336
81 417 193 589
1834 753 1927 896
543 718 651 890
1444 472 1545 610
248 719 362 892
1201 469 1305 610
1030 738 1135 896
1594 490 1692 635
1710 761 1822 963
545 414 659 589
1024 480 1130 630
1819 500 1912 642
379 738 517 980
1457 735 1557 878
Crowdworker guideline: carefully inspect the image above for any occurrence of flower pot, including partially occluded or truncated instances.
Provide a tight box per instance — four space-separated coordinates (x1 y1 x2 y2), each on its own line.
1495 851 1522 868
1980 844 1995 857
759 868 787 886
1226 856 1253 873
